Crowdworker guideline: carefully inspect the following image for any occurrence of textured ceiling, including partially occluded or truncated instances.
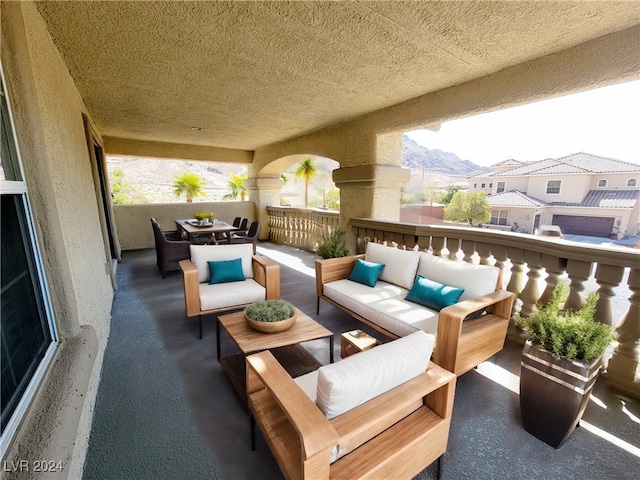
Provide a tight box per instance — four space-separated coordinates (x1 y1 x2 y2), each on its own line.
35 1 640 151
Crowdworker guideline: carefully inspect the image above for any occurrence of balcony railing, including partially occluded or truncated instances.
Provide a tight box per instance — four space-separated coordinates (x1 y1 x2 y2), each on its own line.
267 206 340 252
264 209 639 399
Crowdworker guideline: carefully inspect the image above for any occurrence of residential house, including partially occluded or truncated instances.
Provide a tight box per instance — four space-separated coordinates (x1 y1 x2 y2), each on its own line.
469 153 640 237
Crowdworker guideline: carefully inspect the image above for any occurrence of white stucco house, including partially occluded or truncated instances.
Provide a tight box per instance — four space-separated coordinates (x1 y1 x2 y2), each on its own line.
469 153 640 237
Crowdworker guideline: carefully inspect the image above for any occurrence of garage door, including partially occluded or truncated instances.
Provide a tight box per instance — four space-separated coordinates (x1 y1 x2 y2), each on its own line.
552 215 615 237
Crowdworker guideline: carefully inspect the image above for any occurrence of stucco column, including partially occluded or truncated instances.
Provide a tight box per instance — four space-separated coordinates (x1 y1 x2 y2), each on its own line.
333 164 410 251
245 176 283 240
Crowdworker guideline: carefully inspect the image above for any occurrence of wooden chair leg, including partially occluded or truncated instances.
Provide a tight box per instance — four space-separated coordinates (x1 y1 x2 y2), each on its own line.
250 414 256 451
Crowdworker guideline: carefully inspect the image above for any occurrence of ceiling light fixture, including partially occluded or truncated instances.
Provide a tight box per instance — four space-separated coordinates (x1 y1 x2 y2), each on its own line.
190 126 203 131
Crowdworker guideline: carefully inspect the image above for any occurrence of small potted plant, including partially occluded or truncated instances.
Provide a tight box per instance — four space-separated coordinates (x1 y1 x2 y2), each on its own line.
516 284 614 448
244 299 297 333
316 229 351 259
194 211 214 226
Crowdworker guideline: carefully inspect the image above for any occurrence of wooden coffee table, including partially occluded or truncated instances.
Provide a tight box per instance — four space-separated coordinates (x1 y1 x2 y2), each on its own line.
216 308 334 405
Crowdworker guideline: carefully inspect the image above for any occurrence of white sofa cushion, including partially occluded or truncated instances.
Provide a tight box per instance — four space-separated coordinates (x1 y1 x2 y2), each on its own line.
199 279 265 311
367 296 439 336
316 331 435 420
190 244 254 283
365 242 420 290
417 252 499 301
324 278 408 305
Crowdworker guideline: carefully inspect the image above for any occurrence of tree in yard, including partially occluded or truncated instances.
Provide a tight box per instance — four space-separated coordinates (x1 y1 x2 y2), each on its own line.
295 158 317 208
443 191 491 226
440 185 461 205
222 172 248 201
172 172 205 202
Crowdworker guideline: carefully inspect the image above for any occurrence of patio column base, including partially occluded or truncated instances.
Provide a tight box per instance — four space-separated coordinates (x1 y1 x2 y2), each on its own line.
602 354 640 400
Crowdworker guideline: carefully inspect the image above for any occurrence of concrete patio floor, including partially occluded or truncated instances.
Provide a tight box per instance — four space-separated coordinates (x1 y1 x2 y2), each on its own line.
83 242 640 479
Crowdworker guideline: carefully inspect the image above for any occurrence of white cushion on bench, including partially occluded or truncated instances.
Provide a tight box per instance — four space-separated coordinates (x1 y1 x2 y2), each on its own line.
190 244 255 284
417 252 499 301
199 279 265 311
367 297 439 337
365 242 421 290
316 330 435 420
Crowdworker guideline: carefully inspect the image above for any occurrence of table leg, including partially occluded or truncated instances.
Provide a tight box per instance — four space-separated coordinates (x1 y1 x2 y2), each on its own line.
330 335 334 364
216 317 221 360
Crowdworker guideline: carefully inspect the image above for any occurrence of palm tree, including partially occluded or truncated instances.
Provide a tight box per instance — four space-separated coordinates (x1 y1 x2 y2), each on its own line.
295 158 317 208
172 172 205 202
222 172 248 200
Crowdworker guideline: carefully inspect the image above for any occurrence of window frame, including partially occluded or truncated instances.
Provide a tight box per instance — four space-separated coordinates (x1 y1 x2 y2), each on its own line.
0 67 58 458
496 181 506 193
546 179 562 195
597 179 608 188
626 178 638 187
490 209 509 226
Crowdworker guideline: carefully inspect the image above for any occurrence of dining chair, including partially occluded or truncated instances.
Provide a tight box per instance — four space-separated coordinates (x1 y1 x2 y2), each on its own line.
150 218 191 278
229 221 260 253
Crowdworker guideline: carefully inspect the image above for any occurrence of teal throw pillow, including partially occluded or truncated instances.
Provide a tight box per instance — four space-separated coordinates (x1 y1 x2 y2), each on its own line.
405 275 464 311
208 258 246 284
348 259 385 287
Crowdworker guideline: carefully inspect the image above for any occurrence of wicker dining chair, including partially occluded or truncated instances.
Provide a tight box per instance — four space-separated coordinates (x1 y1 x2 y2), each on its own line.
150 218 191 278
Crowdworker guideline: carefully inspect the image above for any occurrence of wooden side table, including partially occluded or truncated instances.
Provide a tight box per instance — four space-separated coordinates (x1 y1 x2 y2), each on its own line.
341 330 378 358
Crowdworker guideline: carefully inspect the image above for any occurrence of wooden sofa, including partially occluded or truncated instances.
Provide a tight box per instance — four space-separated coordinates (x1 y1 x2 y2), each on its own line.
246 331 456 480
180 244 280 338
315 243 515 376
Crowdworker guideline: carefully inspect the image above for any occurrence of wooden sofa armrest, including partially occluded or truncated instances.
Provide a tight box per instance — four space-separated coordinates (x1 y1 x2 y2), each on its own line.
330 362 456 455
315 254 365 297
179 259 201 317
436 290 515 374
247 351 339 460
252 255 281 299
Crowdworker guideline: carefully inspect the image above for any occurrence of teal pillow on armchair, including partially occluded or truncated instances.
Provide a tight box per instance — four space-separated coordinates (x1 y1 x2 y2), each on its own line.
208 258 246 284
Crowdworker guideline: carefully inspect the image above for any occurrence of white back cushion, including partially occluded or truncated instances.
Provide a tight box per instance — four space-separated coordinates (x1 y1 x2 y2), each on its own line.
316 331 434 419
416 252 499 301
190 244 254 283
365 242 421 290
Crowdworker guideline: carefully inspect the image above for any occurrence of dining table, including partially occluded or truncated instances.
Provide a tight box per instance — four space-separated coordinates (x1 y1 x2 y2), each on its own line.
175 219 240 244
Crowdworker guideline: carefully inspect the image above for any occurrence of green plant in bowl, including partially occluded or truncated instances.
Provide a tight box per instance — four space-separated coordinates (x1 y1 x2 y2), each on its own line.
194 212 214 221
245 300 296 322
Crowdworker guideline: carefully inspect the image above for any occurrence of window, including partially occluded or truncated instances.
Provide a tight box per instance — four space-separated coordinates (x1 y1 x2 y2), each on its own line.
627 178 638 187
473 183 477 188
1 72 57 450
497 181 506 193
597 179 608 188
490 209 509 225
489 183 493 188
481 183 486 188
546 180 562 194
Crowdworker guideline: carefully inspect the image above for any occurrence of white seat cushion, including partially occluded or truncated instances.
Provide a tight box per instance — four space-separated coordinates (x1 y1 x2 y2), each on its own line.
316 331 435 420
365 242 421 290
367 296 439 337
190 244 255 283
199 279 265 311
417 252 499 301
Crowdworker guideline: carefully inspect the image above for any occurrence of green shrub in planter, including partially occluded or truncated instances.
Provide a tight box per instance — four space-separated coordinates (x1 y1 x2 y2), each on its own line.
316 230 350 259
516 285 613 362
244 300 296 323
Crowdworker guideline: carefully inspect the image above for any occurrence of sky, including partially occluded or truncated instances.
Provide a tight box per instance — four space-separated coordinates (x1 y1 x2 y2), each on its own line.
405 79 640 167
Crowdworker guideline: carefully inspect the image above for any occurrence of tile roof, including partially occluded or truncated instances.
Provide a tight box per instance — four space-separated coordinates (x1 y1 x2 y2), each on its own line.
491 159 524 167
549 189 640 208
487 190 546 208
490 152 640 177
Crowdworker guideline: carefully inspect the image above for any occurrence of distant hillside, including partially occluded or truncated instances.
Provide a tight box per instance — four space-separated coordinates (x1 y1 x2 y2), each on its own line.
402 135 490 177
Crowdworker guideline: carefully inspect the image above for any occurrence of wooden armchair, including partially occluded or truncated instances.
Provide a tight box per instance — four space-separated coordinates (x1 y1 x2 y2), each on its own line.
179 244 280 338
246 335 456 480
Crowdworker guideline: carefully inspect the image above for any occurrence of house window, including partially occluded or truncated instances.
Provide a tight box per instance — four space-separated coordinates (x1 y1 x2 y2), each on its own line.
546 180 562 194
597 179 608 188
497 181 506 193
1 73 57 445
489 183 493 188
473 183 477 188
490 209 509 225
481 183 486 188
627 178 638 187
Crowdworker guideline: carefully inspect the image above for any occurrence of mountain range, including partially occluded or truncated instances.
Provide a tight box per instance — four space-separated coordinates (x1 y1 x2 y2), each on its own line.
402 135 490 177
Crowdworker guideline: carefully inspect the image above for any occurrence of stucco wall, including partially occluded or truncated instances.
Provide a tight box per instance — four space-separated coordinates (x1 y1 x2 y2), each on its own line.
114 201 257 250
528 174 591 202
589 173 640 190
2 3 113 478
